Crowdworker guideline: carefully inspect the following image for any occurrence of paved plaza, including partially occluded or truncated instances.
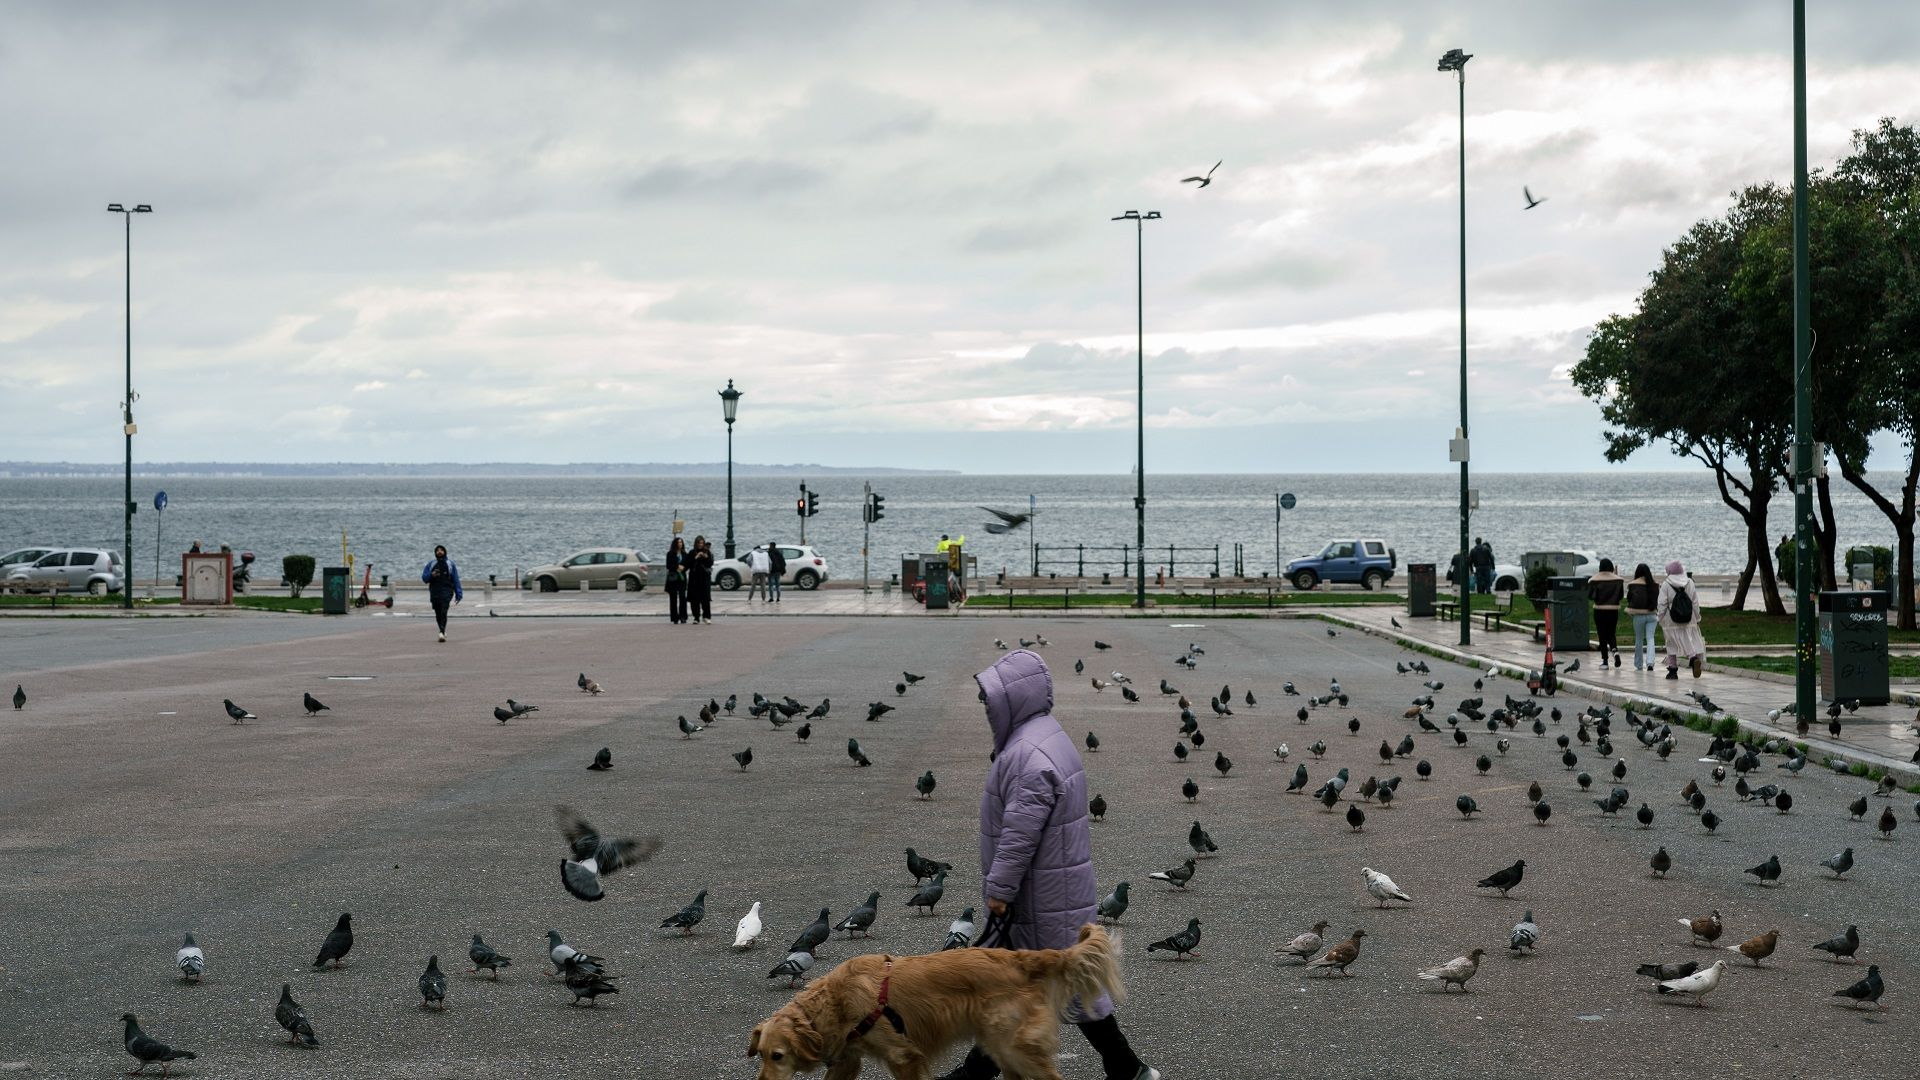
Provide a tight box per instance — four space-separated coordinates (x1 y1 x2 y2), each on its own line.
2 613 1916 1078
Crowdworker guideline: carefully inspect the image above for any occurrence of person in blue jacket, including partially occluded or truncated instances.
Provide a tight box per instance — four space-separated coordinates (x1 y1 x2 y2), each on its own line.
421 544 463 642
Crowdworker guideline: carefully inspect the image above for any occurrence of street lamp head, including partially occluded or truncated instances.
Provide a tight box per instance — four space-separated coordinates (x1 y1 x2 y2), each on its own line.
133 204 153 213
1142 211 1162 220
107 203 125 213
719 379 742 425
1437 48 1471 72
1112 211 1140 221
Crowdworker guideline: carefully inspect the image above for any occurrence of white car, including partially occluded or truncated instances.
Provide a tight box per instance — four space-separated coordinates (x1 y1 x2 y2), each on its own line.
712 544 831 591
0 546 55 581
1452 550 1600 592
520 548 652 592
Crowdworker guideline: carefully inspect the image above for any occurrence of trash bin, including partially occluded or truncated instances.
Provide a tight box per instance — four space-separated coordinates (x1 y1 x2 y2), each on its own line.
924 556 949 610
322 566 350 615
1818 590 1890 705
901 556 922 594
1546 576 1589 651
1407 562 1437 617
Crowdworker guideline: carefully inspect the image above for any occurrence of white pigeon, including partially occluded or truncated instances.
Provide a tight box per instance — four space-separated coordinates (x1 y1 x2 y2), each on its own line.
943 908 977 951
1034 635 1050 647
1274 743 1290 761
1657 959 1727 1006
1091 678 1107 692
1362 867 1411 907
1509 910 1539 952
175 932 204 982
732 902 764 950
994 639 1009 650
1111 672 1132 685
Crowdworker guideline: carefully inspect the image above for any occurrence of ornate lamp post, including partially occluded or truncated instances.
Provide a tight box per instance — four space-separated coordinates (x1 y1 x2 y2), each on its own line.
720 380 742 559
108 202 153 611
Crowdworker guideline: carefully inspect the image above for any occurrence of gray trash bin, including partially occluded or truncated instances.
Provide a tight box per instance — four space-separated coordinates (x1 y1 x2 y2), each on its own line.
1546 576 1589 651
1819 590 1890 705
322 567 350 615
924 557 950 610
1407 563 1437 617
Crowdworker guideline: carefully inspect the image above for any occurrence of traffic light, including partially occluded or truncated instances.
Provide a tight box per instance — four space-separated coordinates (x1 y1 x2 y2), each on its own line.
806 490 820 517
795 497 806 518
867 492 886 523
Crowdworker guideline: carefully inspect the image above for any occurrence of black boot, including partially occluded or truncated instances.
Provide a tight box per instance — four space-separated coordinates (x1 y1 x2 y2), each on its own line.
935 1046 1000 1080
1078 1014 1152 1080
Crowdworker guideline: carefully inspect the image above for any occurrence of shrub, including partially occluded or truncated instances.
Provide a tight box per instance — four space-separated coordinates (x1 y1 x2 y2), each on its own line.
1711 716 1740 740
1524 564 1554 601
283 554 316 597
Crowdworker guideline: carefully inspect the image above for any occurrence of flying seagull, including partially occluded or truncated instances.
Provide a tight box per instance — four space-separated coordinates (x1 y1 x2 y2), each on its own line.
1181 160 1221 188
979 506 1032 535
1524 185 1547 209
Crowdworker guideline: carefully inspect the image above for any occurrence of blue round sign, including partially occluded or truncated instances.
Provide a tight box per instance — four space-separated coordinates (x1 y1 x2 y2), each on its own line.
1279 493 1297 510
154 490 168 511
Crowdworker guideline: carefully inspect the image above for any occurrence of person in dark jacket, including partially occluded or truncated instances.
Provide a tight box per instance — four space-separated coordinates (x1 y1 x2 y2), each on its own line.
420 545 462 643
684 535 714 624
939 650 1159 1080
664 536 689 625
1625 562 1660 670
766 541 786 603
1471 538 1495 595
1586 558 1626 668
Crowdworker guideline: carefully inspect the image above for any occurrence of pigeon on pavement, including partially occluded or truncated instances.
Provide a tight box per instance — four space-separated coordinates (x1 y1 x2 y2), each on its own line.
835 892 881 938
276 984 320 1045
468 934 510 977
1150 858 1196 889
588 747 613 770
1651 847 1672 877
732 902 765 950
11 684 22 710
769 950 816 987
578 672 603 695
1679 910 1722 946
678 714 704 738
1417 948 1486 992
1214 751 1233 777
1097 882 1131 923
661 890 709 935
303 692 329 716
906 848 952 885
312 913 353 968
1363 867 1411 907
507 699 538 716
556 805 663 902
223 699 256 724
1182 778 1200 802
1477 859 1525 896
1089 793 1107 820
1834 965 1886 1009
906 870 947 913
419 955 447 1009
916 770 937 800
1145 917 1202 960
122 1012 196 1075
1280 921 1330 963
1635 959 1699 984
546 930 605 977
790 908 832 955
1456 794 1480 818
1307 929 1367 976
1510 911 1540 952
1656 959 1726 1006
494 706 517 724
1188 821 1219 856
1822 847 1855 879
1727 929 1779 966
847 738 872 766
1744 854 1782 886
1811 924 1860 963
560 954 619 1005
175 932 204 982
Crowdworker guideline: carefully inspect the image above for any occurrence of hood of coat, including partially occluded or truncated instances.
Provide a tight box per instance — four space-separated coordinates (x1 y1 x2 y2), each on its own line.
976 649 1054 753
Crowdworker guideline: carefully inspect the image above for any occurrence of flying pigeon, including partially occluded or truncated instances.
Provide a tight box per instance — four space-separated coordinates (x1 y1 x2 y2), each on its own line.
790 908 832 955
312 913 353 968
1476 859 1525 896
1417 948 1486 992
943 907 976 950
1280 920 1331 963
419 955 447 1009
660 889 709 935
1656 959 1726 1006
468 934 510 977
835 892 881 937
1180 160 1221 188
1363 867 1411 907
556 805 663 902
1097 882 1131 923
1307 929 1367 976
223 699 256 724
1146 917 1203 960
276 983 320 1045
768 950 815 988
1810 924 1860 963
733 902 764 949
175 933 204 982
1150 858 1196 889
1523 185 1547 209
121 1012 196 1075
1833 965 1886 1009
303 692 329 716
578 672 602 695
588 747 613 771
906 870 947 913
1509 911 1539 952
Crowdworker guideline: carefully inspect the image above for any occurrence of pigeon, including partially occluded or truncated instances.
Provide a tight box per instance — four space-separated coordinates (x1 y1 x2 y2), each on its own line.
941 907 977 951
1476 859 1525 896
1111 671 1131 685
1823 847 1855 879
1180 160 1221 188
1727 929 1778 966
994 639 1009 650
556 805 663 902
303 692 329 716
1326 627 1337 637
1636 959 1699 984
1811 924 1860 963
1417 948 1486 992
1651 847 1672 877
1510 911 1539 952
1307 929 1367 976
1416 760 1433 781
1095 640 1111 650
276 983 320 1045
1074 659 1086 674
1744 854 1782 886
1391 615 1403 628
121 1013 196 1075
175 932 204 982
678 715 704 738
1091 678 1107 693
1188 821 1219 856
1656 959 1726 1006
1834 965 1886 1009
1878 804 1898 839
795 722 810 742
732 747 753 771
313 913 353 968
909 769 938 800
769 950 816 987
1280 921 1331 963
560 954 620 1005
835 892 880 937
11 684 22 710
1097 882 1131 923
1680 910 1722 946
1286 764 1309 792
1245 690 1257 707
1456 794 1480 818
1636 803 1655 828
1532 800 1551 825
807 699 831 720
895 682 907 696
578 673 602 695
724 693 737 713
847 737 871 767
1214 751 1233 778
1121 685 1140 703
419 954 448 1009
1086 731 1100 753
1850 794 1870 820
789 908 833 955
906 870 947 913
1182 777 1199 802
1476 754 1491 774
493 706 517 723
588 747 613 770
468 934 510 976
1363 867 1410 907
1700 808 1721 833
1150 858 1196 889
1089 794 1107 820
545 930 605 980
1523 185 1547 209
661 890 709 935
866 702 895 722
1346 804 1367 831
223 699 256 724
1146 917 1203 959
1319 785 1341 812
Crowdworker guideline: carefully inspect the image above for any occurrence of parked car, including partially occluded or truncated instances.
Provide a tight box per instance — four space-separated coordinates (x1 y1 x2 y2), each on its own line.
712 544 831 591
1285 539 1396 591
0 546 55 580
4 548 125 595
520 549 651 592
1453 550 1600 592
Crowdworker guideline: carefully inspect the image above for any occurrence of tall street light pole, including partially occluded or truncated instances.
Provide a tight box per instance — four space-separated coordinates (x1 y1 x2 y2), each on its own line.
1438 48 1472 646
1790 1 1816 724
108 202 152 611
720 380 742 560
1112 210 1160 609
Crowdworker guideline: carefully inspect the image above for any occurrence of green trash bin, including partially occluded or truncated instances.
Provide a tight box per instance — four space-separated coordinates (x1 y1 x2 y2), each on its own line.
1407 563 1437 617
924 557 949 610
1819 590 1890 705
322 566 350 615
1546 576 1589 651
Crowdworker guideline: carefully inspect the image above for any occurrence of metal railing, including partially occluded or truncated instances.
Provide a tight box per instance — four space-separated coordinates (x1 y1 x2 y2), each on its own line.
1002 585 1288 610
1031 544 1222 579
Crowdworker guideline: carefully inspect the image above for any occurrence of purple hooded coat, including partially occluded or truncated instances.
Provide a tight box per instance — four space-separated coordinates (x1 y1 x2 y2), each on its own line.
975 649 1110 1021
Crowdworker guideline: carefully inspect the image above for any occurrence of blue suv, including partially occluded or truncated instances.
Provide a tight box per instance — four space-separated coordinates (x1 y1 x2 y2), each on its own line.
1286 539 1397 591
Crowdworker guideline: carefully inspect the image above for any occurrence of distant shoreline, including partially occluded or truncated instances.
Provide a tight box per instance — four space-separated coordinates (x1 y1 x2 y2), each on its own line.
0 461 958 479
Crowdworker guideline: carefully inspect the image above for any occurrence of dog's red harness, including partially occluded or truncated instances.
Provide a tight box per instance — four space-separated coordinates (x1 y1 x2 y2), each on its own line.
847 958 906 1041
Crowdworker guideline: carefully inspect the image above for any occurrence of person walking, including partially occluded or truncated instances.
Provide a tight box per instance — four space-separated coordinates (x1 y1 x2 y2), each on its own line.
1586 558 1626 669
745 545 771 603
664 536 689 625
1471 537 1495 595
1625 562 1661 671
685 535 714 623
1656 560 1705 679
752 541 775 599
937 650 1160 1080
420 544 462 643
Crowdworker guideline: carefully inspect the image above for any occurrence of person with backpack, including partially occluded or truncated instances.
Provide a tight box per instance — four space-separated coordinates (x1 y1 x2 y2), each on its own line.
1656 559 1704 679
420 544 462 643
1585 558 1626 669
765 540 786 603
1624 562 1661 671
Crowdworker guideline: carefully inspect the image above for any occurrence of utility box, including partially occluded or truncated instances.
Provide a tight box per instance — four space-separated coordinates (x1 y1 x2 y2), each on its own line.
322 566 350 615
1546 576 1590 651
1818 590 1890 705
924 556 949 610
1407 562 1437 617
182 552 233 605
901 556 922 594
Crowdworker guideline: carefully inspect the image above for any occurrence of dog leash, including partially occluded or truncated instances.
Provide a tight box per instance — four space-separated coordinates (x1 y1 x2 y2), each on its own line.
973 904 1016 949
847 958 906 1041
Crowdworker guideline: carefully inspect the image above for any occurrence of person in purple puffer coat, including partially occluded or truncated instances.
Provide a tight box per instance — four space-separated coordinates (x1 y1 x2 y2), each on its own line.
938 649 1160 1080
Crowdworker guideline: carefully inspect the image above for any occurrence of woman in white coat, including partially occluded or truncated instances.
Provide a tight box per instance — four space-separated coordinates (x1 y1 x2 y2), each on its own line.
1656 559 1705 679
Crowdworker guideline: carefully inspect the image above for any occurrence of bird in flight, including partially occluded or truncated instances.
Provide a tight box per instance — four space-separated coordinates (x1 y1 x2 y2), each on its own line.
1523 186 1547 209
978 506 1031 535
1182 161 1221 189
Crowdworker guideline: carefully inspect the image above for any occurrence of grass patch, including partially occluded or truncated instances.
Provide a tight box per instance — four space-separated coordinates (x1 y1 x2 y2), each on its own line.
993 590 1403 610
233 595 324 613
0 593 179 607
1687 606 1920 646
1717 654 1920 678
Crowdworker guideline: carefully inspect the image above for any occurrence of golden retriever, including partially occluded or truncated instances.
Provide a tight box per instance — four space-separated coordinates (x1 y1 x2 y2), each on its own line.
747 923 1123 1080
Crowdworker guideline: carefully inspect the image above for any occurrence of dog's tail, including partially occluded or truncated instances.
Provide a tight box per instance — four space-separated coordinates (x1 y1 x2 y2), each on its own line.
1054 924 1125 1008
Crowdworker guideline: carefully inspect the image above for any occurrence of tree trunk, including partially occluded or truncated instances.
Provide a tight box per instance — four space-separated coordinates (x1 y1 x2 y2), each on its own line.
1838 448 1920 631
1731 553 1755 611
1898 527 1917 632
1747 471 1786 615
1814 474 1839 592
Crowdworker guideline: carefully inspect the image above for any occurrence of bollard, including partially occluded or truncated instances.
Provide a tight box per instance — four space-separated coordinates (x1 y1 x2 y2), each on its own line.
579 578 591 592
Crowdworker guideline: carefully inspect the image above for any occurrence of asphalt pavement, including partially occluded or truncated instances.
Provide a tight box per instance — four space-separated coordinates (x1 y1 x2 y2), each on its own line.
1 616 1914 1078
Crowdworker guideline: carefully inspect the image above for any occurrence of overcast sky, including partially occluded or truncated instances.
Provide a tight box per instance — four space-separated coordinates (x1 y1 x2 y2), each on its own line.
3 1 1917 473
